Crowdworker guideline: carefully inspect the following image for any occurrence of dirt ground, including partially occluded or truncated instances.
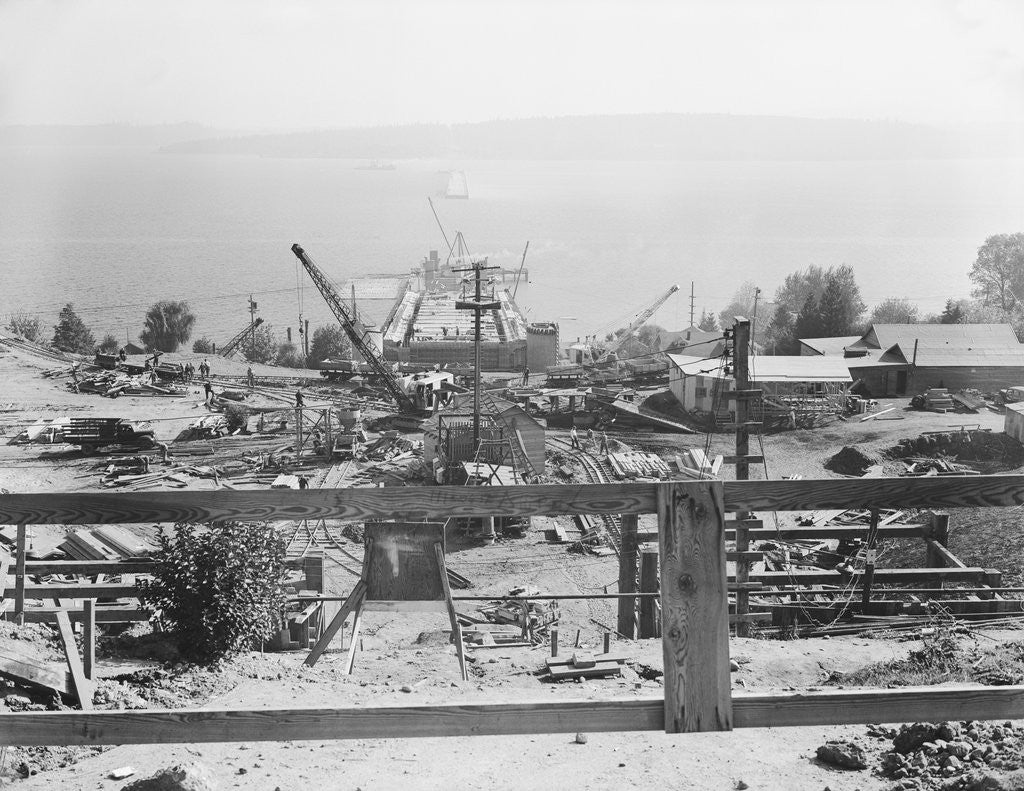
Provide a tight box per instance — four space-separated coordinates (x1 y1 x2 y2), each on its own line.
2 335 1024 790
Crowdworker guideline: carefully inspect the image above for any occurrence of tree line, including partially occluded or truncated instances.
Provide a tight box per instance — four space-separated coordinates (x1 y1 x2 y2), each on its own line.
5 300 350 369
667 232 1024 354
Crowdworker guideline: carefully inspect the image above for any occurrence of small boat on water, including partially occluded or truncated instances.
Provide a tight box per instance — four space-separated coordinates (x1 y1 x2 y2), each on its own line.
445 170 469 199
355 160 397 171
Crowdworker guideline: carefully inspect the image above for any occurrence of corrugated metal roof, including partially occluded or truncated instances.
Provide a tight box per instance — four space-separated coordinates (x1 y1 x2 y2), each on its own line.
798 336 861 356
667 354 851 382
855 323 1020 351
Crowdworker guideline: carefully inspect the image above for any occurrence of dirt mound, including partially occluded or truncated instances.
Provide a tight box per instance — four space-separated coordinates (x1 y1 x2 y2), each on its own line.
825 446 878 476
887 430 1024 474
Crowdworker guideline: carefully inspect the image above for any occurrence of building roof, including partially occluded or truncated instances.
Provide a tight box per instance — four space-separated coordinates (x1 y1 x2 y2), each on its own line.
798 336 861 356
885 343 1024 368
851 323 1020 352
666 354 852 383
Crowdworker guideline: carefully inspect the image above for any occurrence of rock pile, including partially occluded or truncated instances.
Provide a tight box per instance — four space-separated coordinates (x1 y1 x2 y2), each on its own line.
873 721 1024 789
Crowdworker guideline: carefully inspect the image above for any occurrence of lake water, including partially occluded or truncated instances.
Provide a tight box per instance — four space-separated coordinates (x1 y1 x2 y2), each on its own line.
2 148 1023 349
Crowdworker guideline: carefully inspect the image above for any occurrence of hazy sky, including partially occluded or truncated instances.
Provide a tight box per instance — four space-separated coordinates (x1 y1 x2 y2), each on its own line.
2 0 1023 129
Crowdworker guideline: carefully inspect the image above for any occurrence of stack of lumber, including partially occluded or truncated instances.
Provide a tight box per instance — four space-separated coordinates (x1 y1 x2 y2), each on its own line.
466 594 559 643
607 451 671 480
101 463 224 490
59 527 157 560
674 448 722 479
461 624 532 649
924 388 955 412
362 434 415 461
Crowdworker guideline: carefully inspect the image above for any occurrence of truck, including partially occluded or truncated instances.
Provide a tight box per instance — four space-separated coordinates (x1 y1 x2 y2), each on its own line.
63 418 157 452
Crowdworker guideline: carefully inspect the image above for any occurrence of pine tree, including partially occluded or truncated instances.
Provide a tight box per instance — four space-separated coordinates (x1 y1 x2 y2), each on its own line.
52 303 95 354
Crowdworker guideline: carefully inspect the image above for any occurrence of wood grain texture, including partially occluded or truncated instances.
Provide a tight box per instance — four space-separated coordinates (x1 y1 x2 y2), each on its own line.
0 484 660 524
1 476 1022 527
727 475 1024 512
3 685 1021 745
55 611 92 710
658 481 732 733
24 561 154 575
616 514 639 639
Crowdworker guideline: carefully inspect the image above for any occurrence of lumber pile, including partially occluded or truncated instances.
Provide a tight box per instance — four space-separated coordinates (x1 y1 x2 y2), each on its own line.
607 451 671 480
674 448 722 479
460 590 559 646
923 388 955 413
950 389 987 413
900 457 978 476
59 527 158 560
70 370 188 398
362 433 415 462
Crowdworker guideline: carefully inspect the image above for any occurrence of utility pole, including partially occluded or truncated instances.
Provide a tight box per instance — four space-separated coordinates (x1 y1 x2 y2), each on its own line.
751 287 761 345
455 258 500 449
731 317 757 637
689 282 696 328
248 295 258 360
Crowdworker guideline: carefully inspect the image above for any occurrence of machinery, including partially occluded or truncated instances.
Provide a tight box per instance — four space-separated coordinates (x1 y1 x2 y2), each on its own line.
63 418 156 452
218 317 265 358
546 284 679 383
290 243 416 413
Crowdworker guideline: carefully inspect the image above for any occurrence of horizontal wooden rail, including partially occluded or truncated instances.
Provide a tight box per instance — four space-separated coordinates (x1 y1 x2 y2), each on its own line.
3 584 139 599
1 685 1021 745
24 561 153 575
746 567 995 586
1 475 1023 525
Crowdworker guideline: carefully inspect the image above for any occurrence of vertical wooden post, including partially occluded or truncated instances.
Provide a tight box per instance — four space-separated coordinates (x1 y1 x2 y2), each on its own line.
860 508 880 609
616 514 639 638
925 512 950 567
734 520 751 637
550 628 558 657
638 550 660 639
295 407 303 460
15 524 26 623
303 552 324 593
603 632 611 654
83 600 95 681
658 480 732 733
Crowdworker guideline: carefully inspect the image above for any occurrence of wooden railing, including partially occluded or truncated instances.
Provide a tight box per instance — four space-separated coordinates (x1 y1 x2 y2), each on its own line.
1 475 1024 745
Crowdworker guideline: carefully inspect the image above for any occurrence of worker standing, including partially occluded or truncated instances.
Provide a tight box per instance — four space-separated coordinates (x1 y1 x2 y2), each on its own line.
600 430 610 456
247 366 255 389
295 389 304 408
522 365 530 385
570 425 580 449
586 427 595 450
203 381 214 406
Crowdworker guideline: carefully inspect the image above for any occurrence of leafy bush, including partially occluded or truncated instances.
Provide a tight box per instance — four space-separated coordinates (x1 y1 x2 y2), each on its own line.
307 324 349 366
223 403 249 432
137 522 287 664
7 311 43 342
97 333 120 354
246 323 279 364
192 336 215 354
140 300 196 352
275 341 306 368
52 303 96 354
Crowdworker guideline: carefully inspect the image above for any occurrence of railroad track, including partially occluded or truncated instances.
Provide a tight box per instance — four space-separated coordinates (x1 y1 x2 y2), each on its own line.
547 436 622 552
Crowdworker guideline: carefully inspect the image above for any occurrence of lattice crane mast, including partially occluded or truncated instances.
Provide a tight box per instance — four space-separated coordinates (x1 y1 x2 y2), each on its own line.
218 317 264 357
290 243 414 413
593 283 679 364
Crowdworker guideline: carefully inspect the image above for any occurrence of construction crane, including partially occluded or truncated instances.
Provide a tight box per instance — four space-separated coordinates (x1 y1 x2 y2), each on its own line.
218 317 264 358
290 243 414 413
547 284 679 382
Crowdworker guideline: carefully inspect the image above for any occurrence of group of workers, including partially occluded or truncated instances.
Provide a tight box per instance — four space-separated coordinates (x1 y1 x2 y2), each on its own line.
569 425 610 455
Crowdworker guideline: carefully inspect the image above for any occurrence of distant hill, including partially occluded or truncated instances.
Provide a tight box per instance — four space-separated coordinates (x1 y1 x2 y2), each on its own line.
156 114 1024 161
0 123 220 148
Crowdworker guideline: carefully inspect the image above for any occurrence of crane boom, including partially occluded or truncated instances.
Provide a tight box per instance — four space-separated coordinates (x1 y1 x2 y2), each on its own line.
290 243 414 412
219 317 264 357
596 284 680 363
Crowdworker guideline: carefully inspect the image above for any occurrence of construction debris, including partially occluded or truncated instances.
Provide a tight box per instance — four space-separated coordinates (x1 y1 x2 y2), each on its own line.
607 450 671 480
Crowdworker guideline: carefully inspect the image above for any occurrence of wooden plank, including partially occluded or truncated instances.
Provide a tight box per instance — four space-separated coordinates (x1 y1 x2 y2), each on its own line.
82 600 95 681
304 580 367 667
0 647 71 695
25 561 154 575
1 475 1023 525
12 607 149 624
4 584 138 599
3 686 1024 745
746 567 990 585
55 611 92 709
658 481 731 733
727 475 1024 512
925 538 967 569
724 525 925 541
722 456 765 465
638 552 659 639
15 525 26 619
616 515 639 639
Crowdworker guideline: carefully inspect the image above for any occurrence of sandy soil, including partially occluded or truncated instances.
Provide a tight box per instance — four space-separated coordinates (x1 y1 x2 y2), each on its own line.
2 334 1023 790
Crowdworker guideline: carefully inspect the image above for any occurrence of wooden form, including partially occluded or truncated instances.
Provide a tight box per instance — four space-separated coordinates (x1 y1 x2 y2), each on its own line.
1 476 1024 743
